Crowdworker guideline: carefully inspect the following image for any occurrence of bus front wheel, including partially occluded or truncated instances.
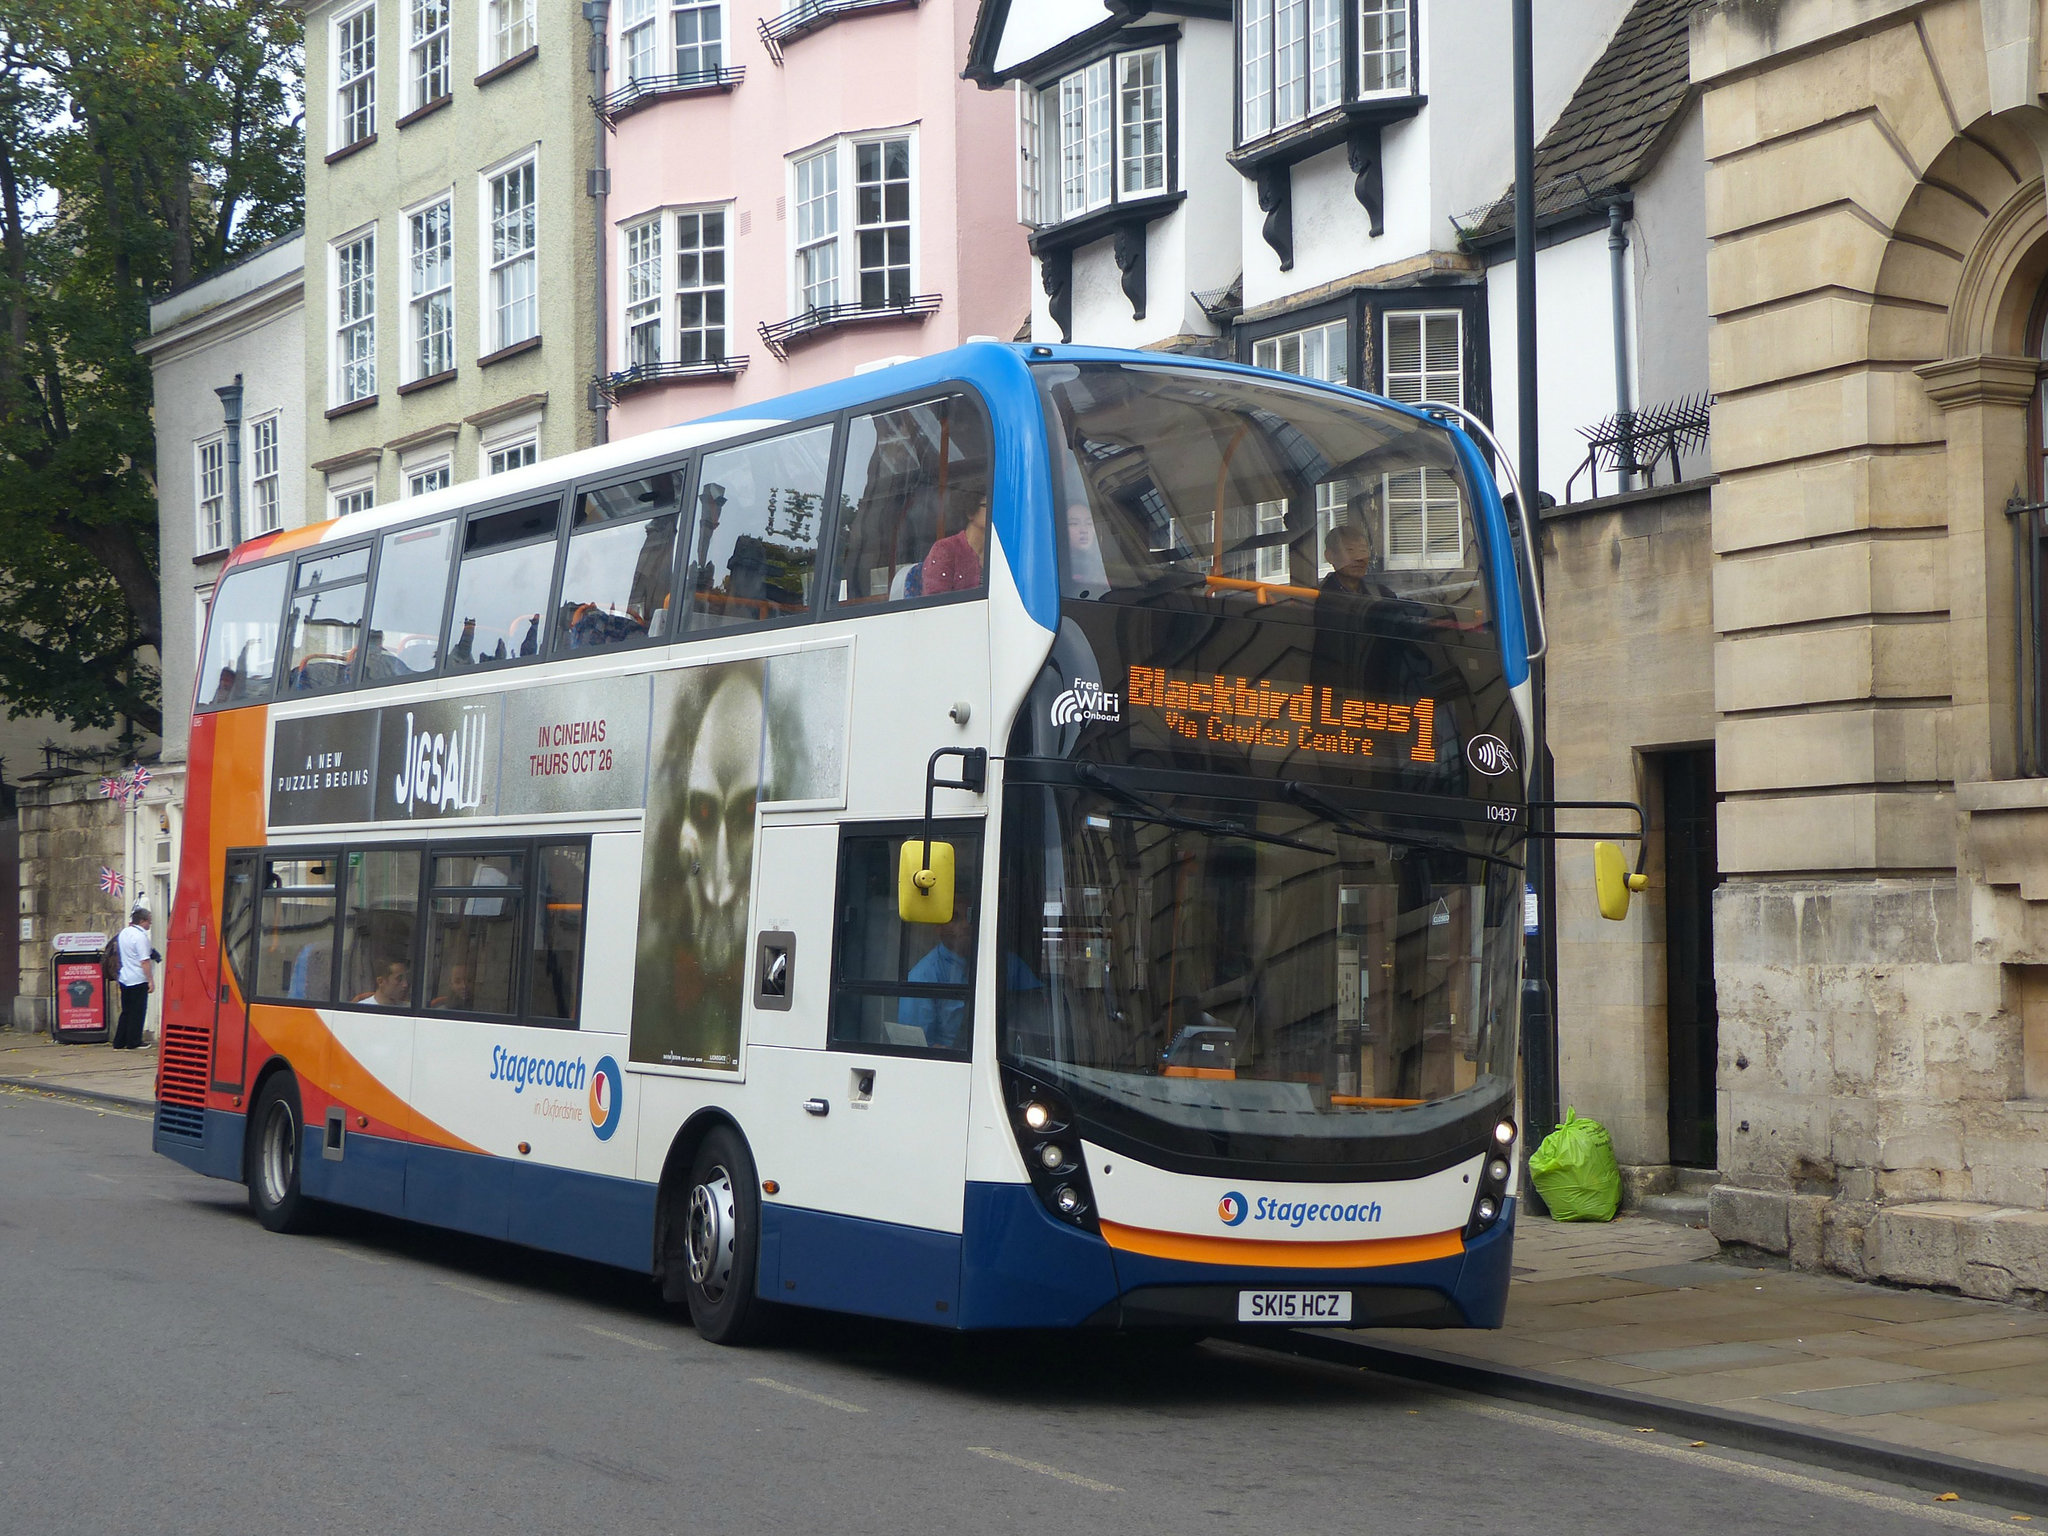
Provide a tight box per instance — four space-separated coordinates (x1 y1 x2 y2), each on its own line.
678 1126 768 1345
246 1073 318 1234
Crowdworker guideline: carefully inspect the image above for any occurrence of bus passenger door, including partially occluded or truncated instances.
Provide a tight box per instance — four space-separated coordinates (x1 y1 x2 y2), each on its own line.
210 852 258 1093
746 820 979 1324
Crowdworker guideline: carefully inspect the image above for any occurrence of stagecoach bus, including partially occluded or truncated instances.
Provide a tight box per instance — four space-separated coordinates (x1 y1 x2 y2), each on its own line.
155 341 1596 1343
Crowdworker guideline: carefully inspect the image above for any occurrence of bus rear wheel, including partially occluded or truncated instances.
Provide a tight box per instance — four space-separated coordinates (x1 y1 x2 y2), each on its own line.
679 1126 768 1345
247 1073 318 1234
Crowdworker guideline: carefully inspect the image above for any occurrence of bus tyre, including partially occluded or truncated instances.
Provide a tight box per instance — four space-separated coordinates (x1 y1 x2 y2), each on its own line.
247 1074 317 1235
681 1127 767 1345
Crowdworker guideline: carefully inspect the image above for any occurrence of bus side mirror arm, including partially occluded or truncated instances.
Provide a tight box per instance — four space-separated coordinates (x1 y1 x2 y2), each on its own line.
900 747 987 925
1523 798 1650 922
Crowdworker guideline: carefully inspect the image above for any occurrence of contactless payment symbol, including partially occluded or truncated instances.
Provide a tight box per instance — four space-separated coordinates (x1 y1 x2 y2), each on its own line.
1218 1191 1249 1227
590 1055 623 1141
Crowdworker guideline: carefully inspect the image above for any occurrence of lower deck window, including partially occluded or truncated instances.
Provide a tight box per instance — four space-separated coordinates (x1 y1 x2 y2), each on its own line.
242 837 590 1027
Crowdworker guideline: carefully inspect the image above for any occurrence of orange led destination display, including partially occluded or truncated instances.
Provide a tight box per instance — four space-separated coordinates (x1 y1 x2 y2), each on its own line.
1127 665 1435 763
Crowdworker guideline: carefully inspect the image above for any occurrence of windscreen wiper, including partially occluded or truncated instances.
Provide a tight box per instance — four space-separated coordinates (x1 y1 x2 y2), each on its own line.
1280 781 1524 874
1076 764 1332 856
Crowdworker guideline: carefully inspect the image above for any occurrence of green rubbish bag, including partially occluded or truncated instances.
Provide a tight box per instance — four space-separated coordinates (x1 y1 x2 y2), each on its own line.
1528 1108 1622 1222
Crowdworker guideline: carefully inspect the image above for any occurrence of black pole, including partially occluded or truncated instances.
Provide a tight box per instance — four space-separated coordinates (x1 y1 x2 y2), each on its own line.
1512 0 1561 1149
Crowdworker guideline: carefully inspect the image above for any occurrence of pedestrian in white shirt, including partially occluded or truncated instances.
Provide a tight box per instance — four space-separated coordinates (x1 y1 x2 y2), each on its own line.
112 905 153 1050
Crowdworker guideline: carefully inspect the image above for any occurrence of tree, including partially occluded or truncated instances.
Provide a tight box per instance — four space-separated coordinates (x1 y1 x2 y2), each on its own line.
0 0 302 739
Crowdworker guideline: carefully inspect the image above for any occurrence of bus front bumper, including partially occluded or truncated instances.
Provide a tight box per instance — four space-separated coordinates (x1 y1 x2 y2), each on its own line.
960 1180 1516 1331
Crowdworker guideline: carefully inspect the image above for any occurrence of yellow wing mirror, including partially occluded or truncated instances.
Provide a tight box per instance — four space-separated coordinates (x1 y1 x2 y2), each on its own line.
899 838 957 924
1594 840 1649 921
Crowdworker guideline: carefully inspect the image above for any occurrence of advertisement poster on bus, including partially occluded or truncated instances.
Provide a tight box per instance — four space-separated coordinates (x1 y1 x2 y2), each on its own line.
630 659 765 1071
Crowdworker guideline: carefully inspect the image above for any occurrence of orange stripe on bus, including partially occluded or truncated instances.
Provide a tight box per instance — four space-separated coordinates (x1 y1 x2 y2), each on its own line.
1096 1220 1464 1269
251 1002 482 1155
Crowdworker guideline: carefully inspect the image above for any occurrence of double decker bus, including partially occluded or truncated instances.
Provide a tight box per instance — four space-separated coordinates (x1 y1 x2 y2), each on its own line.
156 341 1590 1343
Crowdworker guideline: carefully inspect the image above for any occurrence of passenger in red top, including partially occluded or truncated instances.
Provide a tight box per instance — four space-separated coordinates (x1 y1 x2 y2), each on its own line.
920 499 990 595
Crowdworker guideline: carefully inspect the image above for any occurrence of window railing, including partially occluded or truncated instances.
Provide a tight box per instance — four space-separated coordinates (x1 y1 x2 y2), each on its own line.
756 293 939 360
1564 395 1711 504
757 0 914 64
595 65 744 125
595 356 747 401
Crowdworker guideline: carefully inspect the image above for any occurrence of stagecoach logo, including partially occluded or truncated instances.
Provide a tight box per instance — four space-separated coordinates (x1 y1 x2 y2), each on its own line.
1466 735 1518 777
1218 1191 1386 1229
1050 679 1121 728
589 1055 622 1142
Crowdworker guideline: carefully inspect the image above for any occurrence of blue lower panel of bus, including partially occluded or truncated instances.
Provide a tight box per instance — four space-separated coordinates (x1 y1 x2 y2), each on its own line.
153 1106 246 1182
304 1134 659 1274
760 1204 964 1324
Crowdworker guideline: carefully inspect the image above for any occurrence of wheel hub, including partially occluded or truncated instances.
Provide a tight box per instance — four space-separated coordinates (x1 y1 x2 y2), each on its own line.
686 1165 736 1298
261 1100 297 1206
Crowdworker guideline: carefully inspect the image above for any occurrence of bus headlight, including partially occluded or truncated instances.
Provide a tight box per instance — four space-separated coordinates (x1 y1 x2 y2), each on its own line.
1476 1196 1499 1224
1487 1158 1511 1184
1494 1119 1517 1148
1002 1067 1099 1233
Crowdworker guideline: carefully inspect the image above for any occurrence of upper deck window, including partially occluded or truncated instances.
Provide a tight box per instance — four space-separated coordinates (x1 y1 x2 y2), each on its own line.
558 470 683 651
1037 361 1488 638
284 546 372 694
683 424 834 632
366 518 457 681
445 498 562 670
831 393 992 608
196 561 288 711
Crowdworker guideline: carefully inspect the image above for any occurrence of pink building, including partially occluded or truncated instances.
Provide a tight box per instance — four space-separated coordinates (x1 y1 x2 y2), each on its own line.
597 0 1028 434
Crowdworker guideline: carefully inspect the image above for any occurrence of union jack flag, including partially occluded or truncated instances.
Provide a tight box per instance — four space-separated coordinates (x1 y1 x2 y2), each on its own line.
99 776 121 802
99 866 124 897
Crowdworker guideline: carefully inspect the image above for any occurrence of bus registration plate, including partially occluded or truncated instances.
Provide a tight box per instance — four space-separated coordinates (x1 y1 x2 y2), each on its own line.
1237 1290 1353 1323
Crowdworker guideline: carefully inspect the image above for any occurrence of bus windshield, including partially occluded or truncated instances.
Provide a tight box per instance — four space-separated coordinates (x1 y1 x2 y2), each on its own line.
997 780 1521 1173
1037 361 1490 635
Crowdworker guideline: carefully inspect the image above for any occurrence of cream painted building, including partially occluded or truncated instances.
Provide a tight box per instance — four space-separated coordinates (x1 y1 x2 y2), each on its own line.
295 0 599 509
1695 0 2048 1295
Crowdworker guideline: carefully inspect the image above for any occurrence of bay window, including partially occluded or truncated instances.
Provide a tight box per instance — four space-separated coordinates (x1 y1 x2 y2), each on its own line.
1022 45 1172 227
1380 309 1464 569
793 147 840 311
1239 0 1414 144
624 218 663 368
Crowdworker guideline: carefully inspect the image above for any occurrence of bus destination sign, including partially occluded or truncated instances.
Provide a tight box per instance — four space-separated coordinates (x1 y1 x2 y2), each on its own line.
1126 665 1436 764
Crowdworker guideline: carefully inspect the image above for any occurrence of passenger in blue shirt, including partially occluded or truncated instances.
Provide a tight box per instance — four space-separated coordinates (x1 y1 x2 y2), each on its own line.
899 910 1039 1050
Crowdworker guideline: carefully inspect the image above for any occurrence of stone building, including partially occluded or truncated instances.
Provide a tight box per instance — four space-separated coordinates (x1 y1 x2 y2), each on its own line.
14 776 128 1033
1695 0 2048 1295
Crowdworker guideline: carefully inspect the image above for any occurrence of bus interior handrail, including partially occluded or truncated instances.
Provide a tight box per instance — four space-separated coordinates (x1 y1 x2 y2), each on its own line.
1415 400 1549 664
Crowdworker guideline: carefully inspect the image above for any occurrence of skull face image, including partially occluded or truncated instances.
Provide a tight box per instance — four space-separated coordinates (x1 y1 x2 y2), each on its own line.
676 673 761 980
631 659 765 1069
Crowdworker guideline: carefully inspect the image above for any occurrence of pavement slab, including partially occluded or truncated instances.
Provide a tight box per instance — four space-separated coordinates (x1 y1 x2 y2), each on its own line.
1369 1212 2048 1489
1768 1381 1998 1418
0 1029 155 1106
